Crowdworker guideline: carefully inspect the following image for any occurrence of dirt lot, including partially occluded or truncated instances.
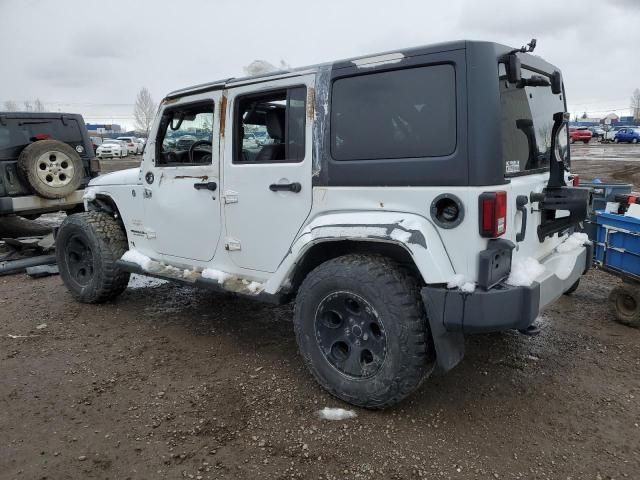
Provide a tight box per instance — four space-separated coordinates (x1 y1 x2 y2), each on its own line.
1 144 640 480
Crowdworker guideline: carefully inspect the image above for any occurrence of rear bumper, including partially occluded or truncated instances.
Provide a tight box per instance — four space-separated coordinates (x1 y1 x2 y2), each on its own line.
0 190 85 216
422 242 592 371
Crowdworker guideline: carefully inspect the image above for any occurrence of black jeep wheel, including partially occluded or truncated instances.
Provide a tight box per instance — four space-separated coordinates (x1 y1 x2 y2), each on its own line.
18 139 84 199
56 212 130 303
294 254 434 409
609 285 640 328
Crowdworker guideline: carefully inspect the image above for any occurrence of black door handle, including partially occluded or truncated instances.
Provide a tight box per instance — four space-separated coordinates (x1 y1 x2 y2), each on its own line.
516 195 528 242
269 182 302 193
194 181 217 191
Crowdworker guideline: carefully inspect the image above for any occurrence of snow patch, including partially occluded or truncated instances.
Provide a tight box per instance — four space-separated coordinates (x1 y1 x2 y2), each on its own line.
318 407 357 421
122 250 158 272
506 257 545 287
82 189 96 201
352 52 404 68
202 268 229 285
556 232 589 253
246 281 263 294
390 228 412 243
447 274 476 293
128 274 167 289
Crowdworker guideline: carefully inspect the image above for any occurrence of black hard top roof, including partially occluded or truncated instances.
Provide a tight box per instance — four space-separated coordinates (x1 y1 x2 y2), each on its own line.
164 40 471 100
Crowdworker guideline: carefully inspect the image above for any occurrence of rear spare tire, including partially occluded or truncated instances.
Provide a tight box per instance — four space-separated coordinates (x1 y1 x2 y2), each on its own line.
56 212 130 303
18 139 84 199
294 254 435 408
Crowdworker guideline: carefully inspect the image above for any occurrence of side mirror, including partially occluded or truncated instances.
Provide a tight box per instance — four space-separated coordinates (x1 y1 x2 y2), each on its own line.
506 54 522 84
551 71 562 95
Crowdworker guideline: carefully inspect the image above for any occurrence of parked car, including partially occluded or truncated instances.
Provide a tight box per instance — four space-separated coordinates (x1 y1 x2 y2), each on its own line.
614 127 640 144
603 126 623 142
0 111 98 217
96 139 128 158
134 138 146 152
588 126 605 139
569 127 592 144
116 136 142 155
89 136 103 153
56 40 590 408
175 134 197 150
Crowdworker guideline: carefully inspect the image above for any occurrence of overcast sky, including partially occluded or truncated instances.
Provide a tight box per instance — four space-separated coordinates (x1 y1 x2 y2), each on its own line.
1 0 639 129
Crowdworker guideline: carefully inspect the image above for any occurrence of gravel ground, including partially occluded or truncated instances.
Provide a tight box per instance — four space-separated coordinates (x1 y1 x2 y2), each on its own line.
1 268 639 479
1 143 639 479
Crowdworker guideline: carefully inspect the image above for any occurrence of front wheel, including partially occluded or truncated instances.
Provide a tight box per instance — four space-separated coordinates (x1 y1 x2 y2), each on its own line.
583 139 590 144
294 254 434 409
56 212 130 303
632 138 638 144
614 138 620 143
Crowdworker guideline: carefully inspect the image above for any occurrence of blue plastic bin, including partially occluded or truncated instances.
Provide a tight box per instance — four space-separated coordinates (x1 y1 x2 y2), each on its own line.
595 211 640 277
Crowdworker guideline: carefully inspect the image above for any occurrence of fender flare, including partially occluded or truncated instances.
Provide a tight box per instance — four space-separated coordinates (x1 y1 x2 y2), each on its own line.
265 211 456 293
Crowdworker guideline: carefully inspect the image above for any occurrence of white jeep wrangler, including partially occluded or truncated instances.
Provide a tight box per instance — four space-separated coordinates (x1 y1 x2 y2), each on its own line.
56 40 591 408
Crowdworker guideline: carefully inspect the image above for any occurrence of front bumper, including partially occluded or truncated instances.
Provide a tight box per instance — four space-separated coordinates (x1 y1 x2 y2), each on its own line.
422 242 592 371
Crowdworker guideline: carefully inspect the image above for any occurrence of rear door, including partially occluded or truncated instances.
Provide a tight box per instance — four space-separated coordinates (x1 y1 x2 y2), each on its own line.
499 65 568 260
222 75 314 272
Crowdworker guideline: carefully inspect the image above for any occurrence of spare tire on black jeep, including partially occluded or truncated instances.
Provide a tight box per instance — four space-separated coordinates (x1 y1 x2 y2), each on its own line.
18 139 84 199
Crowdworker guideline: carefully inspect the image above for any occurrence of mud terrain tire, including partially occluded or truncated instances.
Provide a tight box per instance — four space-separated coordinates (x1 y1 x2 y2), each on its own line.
294 254 434 409
18 139 84 199
56 212 130 303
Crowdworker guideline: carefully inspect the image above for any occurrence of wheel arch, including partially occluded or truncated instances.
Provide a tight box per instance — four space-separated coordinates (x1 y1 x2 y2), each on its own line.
287 239 420 296
266 211 456 296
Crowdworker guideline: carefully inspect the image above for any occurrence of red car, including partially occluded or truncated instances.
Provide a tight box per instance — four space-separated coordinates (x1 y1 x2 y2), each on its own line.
569 128 592 144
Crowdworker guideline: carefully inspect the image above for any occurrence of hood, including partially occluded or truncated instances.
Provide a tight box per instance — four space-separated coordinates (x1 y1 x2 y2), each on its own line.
89 167 141 187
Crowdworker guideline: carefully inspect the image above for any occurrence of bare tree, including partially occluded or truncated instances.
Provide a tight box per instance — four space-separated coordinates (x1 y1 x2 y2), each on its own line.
632 88 640 120
33 98 46 112
3 100 18 111
23 101 33 112
133 87 157 135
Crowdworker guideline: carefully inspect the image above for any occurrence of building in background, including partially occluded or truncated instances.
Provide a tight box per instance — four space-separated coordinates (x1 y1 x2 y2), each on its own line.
85 123 122 135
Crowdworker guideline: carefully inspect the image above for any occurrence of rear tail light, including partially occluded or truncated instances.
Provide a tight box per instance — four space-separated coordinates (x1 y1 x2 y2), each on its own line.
479 191 507 238
128 143 134 146
31 134 50 141
572 175 580 186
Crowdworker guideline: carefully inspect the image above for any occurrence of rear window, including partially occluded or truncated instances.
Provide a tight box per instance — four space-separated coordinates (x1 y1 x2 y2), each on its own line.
330 64 456 161
499 65 567 175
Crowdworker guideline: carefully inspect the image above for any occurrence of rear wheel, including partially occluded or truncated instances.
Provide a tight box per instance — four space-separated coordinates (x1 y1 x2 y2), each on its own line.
18 139 84 199
633 138 638 144
56 212 130 303
608 285 640 328
583 139 590 144
294 254 434 409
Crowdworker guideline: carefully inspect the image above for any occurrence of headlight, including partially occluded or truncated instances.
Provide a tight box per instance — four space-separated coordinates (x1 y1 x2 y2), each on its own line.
75 145 84 153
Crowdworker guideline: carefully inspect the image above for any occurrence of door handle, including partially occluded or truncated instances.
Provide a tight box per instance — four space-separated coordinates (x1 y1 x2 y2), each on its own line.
516 195 528 242
193 181 217 191
269 182 302 193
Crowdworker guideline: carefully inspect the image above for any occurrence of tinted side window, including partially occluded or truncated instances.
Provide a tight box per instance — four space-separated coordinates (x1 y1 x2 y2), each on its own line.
234 86 306 164
331 64 456 161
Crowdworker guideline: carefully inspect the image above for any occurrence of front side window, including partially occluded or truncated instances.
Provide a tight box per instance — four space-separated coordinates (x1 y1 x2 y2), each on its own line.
156 102 214 166
234 86 306 163
331 64 457 161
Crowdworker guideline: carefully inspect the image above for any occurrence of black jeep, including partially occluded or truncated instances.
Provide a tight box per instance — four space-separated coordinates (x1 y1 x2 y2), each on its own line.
0 112 99 217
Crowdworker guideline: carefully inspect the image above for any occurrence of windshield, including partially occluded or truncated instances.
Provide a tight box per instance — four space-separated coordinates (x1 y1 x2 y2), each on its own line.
499 64 567 176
